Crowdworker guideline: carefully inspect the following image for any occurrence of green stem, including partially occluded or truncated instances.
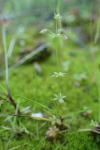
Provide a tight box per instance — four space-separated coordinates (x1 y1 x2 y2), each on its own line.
2 25 10 94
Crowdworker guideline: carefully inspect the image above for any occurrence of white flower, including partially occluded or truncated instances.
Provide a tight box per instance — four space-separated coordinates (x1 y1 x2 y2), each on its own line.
53 93 66 103
63 34 68 40
40 28 48 34
31 112 43 119
51 72 66 78
54 13 62 20
90 120 98 127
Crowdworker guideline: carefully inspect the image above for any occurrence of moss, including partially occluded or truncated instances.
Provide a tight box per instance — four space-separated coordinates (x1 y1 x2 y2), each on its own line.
0 28 100 149
65 132 99 150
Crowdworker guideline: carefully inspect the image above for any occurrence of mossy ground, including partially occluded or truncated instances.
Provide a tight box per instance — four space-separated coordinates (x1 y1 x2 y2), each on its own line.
0 28 100 150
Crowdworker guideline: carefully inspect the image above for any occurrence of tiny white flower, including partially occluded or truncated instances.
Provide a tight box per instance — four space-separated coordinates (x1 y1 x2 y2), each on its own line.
63 34 68 40
31 112 43 118
57 29 68 40
54 13 62 20
53 93 66 103
49 32 66 39
90 120 98 127
40 28 48 34
51 72 66 78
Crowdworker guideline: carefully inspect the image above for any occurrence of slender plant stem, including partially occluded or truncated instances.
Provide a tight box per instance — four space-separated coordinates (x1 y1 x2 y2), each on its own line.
2 25 20 114
2 25 10 94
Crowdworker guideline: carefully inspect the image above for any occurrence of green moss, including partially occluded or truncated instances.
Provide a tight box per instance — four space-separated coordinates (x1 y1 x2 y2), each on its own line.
0 28 100 149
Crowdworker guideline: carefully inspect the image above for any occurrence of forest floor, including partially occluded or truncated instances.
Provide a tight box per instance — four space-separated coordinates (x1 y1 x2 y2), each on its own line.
0 27 100 150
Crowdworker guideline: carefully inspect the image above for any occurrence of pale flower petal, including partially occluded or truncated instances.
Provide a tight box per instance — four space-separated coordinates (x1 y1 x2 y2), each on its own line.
31 112 44 118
